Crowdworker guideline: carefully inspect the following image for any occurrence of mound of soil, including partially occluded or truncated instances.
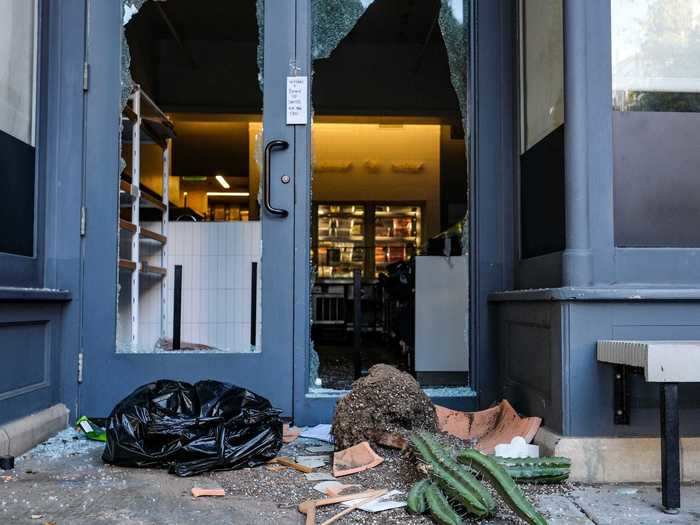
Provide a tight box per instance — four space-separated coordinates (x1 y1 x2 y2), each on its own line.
332 364 437 449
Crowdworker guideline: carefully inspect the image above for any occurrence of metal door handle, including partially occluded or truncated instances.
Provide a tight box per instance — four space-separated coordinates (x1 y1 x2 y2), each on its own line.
263 139 289 218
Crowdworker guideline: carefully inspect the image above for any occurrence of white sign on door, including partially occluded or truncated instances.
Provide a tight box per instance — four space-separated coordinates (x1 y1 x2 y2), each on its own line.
286 76 308 125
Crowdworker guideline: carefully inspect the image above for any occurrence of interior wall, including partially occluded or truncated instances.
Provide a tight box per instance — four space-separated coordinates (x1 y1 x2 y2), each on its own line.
310 122 442 238
117 221 262 352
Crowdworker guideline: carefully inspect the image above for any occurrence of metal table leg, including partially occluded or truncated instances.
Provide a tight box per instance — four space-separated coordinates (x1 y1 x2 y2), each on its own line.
660 382 680 513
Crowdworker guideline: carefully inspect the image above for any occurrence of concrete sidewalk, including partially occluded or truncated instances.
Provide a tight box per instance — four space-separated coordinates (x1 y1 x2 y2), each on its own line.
2 431 699 524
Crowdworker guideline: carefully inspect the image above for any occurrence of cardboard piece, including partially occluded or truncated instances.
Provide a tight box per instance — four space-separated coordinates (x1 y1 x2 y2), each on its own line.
340 490 406 512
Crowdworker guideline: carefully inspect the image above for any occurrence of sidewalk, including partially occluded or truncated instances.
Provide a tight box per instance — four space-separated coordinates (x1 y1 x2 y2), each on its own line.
1 430 699 524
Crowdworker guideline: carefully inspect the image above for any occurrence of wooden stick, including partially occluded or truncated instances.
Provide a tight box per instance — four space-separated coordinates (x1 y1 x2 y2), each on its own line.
297 489 385 525
268 456 314 474
319 490 388 525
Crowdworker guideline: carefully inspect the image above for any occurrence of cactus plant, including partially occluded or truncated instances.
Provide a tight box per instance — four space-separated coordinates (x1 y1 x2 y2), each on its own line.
424 482 464 525
409 432 551 525
493 456 571 484
407 478 430 514
411 432 495 518
458 448 548 525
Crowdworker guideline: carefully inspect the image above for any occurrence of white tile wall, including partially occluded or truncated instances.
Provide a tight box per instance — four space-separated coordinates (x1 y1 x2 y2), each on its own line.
165 222 261 352
118 221 262 353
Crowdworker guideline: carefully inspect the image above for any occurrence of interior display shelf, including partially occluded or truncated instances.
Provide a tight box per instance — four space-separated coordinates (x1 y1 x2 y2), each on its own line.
119 219 167 244
119 86 171 347
118 259 137 271
141 262 167 277
375 236 417 242
119 177 168 212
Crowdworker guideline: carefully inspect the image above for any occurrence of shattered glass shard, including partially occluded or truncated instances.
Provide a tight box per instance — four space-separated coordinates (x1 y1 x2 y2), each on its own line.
439 0 470 133
311 0 374 60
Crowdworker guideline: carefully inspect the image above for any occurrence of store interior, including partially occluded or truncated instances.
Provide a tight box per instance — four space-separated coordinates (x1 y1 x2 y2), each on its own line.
120 0 469 389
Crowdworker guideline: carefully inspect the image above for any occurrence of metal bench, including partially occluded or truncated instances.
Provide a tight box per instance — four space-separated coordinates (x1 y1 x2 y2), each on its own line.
597 340 700 513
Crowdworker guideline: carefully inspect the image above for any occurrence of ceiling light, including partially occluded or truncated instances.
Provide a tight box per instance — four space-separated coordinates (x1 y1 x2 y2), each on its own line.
206 192 250 197
215 174 230 189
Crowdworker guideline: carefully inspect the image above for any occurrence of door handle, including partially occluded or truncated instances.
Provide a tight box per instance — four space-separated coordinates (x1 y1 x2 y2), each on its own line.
263 139 289 218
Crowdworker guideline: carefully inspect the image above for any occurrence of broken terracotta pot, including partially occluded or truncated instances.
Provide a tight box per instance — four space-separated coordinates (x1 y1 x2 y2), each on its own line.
332 441 384 477
283 423 302 444
435 400 542 454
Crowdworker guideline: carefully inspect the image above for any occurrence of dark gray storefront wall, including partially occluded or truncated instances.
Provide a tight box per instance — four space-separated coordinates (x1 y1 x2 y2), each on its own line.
1 0 84 425
493 292 700 437
491 0 700 438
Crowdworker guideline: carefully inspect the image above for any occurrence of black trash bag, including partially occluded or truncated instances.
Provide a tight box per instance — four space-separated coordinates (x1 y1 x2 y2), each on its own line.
102 379 283 477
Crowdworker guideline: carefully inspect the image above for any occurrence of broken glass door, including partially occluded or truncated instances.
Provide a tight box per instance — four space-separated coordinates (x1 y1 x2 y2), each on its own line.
308 0 472 394
80 0 297 418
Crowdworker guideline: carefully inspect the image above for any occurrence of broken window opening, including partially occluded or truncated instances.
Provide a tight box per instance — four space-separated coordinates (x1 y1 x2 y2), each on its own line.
117 0 264 354
308 0 472 393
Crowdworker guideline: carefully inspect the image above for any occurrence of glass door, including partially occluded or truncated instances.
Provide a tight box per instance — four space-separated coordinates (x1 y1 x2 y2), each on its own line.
298 0 472 419
81 0 296 417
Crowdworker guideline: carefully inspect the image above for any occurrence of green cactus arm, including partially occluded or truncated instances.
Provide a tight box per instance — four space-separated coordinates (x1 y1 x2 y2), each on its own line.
494 456 571 469
457 449 549 525
434 468 491 518
407 478 430 514
411 432 495 515
424 483 464 525
518 473 570 484
503 466 570 483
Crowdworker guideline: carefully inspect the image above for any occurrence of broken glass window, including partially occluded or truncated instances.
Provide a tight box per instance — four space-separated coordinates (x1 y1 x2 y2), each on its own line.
311 0 374 59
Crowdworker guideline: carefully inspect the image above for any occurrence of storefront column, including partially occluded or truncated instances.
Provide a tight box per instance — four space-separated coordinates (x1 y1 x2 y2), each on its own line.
562 0 593 286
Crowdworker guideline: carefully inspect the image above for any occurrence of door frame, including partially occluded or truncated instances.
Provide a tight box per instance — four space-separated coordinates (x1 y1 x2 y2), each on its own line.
291 0 507 425
79 0 297 418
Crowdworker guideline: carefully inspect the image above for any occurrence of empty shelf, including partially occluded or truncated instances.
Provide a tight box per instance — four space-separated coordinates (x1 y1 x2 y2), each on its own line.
119 259 137 271
140 227 167 244
119 219 137 233
141 262 167 276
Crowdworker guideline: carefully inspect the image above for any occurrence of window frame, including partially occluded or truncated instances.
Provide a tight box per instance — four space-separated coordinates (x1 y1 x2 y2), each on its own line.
0 0 46 287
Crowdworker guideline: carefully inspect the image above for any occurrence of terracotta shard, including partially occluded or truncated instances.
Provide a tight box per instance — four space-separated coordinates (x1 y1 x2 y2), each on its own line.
191 481 225 497
435 400 542 454
332 441 384 477
283 423 302 444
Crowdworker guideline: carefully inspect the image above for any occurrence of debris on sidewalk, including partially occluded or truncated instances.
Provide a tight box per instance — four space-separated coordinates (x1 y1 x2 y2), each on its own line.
313 480 362 496
306 444 335 454
300 424 334 443
370 431 409 450
332 364 437 449
297 489 387 525
494 435 539 458
296 455 329 469
75 416 107 442
191 480 225 497
332 441 384 477
102 380 283 476
340 489 405 513
268 456 315 473
321 489 388 524
305 472 336 481
283 423 302 444
435 399 541 454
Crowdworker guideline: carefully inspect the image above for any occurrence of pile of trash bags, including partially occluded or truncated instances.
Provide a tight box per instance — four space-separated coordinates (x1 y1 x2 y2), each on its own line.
102 379 283 476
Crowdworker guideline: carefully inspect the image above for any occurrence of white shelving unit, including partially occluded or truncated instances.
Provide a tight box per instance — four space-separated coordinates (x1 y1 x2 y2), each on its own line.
118 86 174 346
